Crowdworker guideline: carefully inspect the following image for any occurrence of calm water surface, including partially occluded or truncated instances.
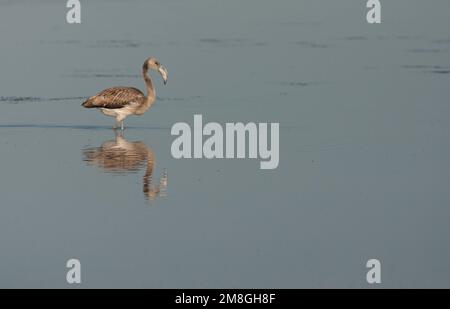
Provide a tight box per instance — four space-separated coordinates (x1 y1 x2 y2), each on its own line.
0 0 450 287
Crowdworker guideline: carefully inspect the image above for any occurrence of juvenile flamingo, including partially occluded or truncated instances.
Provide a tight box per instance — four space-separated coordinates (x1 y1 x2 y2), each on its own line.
82 57 168 130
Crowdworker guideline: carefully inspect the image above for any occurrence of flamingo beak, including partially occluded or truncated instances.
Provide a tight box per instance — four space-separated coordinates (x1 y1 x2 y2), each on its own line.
158 65 168 85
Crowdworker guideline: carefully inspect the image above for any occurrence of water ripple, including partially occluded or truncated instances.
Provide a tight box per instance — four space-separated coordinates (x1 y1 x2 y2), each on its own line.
0 96 85 104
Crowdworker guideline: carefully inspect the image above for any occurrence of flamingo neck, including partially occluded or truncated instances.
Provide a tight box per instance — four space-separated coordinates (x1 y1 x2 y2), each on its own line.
143 67 156 101
143 149 156 199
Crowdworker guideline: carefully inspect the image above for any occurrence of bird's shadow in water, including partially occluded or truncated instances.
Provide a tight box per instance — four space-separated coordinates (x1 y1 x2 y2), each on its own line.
82 130 168 202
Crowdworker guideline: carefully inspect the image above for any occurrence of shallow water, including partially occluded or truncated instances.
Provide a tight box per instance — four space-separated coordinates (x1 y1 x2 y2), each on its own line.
0 0 450 288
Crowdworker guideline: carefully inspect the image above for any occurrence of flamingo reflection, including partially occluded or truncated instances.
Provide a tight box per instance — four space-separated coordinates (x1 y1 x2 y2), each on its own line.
82 131 167 201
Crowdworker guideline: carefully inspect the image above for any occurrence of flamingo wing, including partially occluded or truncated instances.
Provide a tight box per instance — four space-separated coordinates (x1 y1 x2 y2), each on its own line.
82 87 145 109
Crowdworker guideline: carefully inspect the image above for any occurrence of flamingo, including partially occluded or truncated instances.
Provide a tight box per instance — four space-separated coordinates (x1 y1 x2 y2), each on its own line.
82 57 168 130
